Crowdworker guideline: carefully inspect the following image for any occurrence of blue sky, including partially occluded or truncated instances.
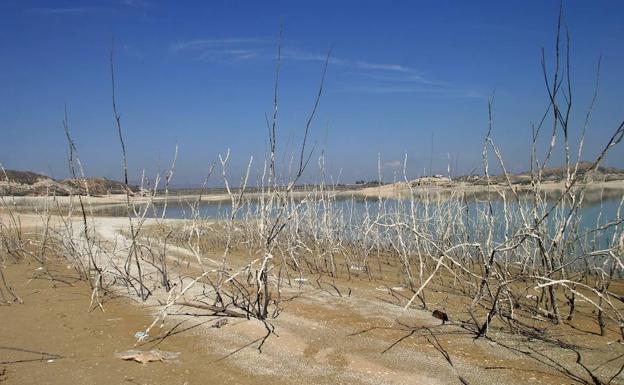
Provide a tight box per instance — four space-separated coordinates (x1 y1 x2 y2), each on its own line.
1 1 623 185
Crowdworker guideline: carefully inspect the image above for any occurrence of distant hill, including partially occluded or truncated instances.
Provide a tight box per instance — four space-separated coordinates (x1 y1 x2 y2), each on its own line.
456 162 624 186
1 170 138 196
526 162 624 180
3 170 53 185
62 177 139 196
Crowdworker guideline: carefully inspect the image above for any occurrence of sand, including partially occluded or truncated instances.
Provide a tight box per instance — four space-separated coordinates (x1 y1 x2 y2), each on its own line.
357 179 624 199
2 209 624 384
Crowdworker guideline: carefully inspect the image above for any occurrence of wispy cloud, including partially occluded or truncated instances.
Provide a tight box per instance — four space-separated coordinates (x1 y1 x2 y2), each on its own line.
354 61 413 73
172 40 413 74
171 38 267 53
171 38 269 61
194 48 258 61
347 85 484 98
282 49 413 74
281 49 345 65
360 72 452 87
170 37 481 98
277 49 452 90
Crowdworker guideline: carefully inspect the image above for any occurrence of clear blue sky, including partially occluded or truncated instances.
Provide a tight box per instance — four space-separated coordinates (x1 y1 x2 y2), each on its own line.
1 1 623 185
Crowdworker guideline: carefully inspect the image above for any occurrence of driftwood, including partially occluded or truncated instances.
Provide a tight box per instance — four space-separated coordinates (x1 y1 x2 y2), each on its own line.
177 301 248 319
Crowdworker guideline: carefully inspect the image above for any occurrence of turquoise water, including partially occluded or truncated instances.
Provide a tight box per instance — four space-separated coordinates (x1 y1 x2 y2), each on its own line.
113 192 623 237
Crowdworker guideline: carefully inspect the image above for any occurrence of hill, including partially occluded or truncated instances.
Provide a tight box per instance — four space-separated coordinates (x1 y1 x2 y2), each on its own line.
0 170 138 196
455 162 624 186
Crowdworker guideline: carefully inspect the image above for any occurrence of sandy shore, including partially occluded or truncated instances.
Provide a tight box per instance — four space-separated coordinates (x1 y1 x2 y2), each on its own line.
1 179 623 213
357 179 624 199
3 209 624 384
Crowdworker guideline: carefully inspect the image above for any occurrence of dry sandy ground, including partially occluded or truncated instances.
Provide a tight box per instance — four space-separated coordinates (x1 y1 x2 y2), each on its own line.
1 256 581 385
0 260 283 385
1 190 333 207
2 212 624 384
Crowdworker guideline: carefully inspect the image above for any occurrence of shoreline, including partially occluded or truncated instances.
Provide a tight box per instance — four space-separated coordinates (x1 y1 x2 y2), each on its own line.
357 179 624 199
1 179 623 210
2 211 623 384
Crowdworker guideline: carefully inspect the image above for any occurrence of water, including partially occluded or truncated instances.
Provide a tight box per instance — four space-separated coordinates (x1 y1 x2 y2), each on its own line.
98 191 624 237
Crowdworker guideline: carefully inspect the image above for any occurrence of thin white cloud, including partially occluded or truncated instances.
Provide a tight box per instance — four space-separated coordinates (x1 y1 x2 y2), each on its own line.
282 49 414 75
281 50 447 90
358 72 451 87
199 48 261 61
405 74 452 87
281 49 346 66
171 38 268 53
355 61 414 73
171 38 270 61
173 40 410 75
347 85 484 98
169 38 480 98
